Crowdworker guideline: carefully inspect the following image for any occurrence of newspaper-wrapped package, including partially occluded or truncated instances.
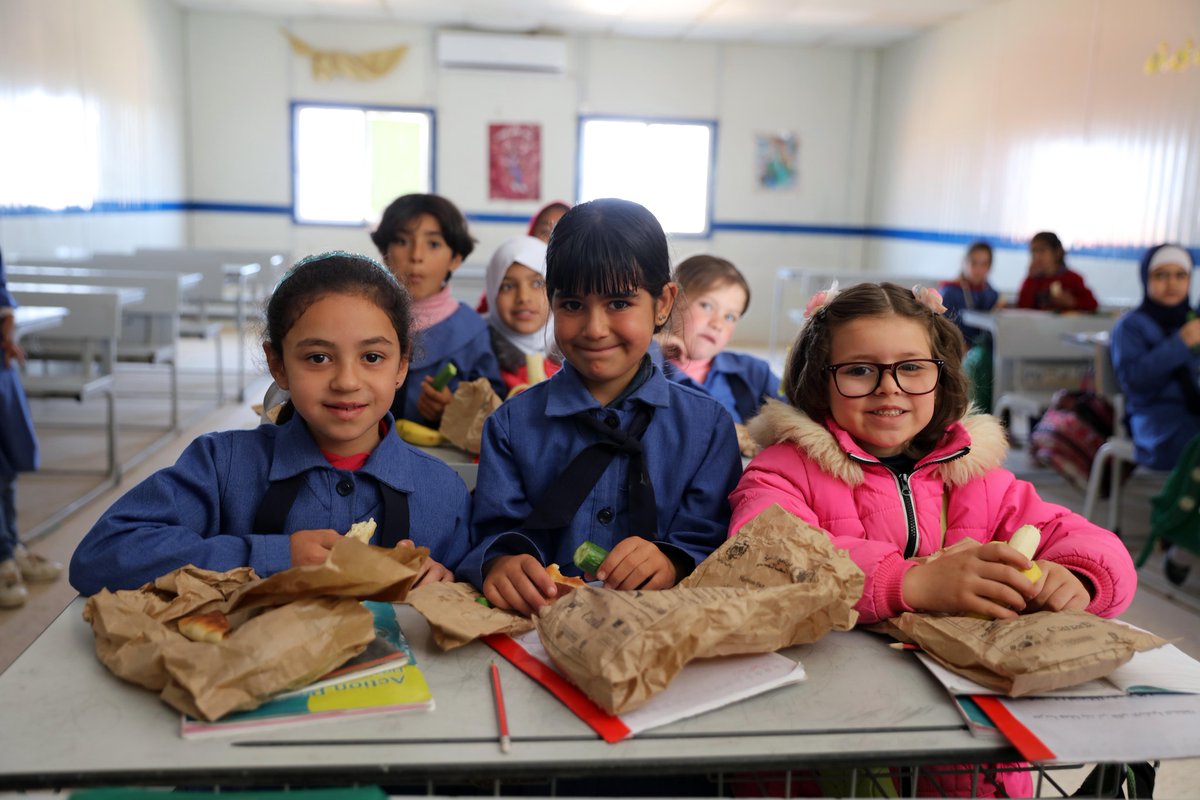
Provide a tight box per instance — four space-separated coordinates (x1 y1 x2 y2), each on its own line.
892 610 1168 697
405 580 534 650
439 377 502 454
82 537 426 721
533 505 863 713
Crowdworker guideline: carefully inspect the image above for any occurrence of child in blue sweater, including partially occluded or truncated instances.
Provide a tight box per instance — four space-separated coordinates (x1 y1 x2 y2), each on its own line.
370 194 504 424
460 199 743 615
70 252 471 594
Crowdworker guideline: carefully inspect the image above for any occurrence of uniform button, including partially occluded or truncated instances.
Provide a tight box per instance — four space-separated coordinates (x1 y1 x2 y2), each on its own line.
336 479 353 496
597 507 614 524
604 413 620 429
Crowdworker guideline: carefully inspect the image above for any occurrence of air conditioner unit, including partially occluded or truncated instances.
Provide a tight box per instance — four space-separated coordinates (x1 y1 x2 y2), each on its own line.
436 31 567 74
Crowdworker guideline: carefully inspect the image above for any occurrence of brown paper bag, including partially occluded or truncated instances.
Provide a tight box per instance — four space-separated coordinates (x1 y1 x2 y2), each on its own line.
892 610 1168 697
83 538 425 721
439 377 502 454
533 505 864 713
405 581 534 650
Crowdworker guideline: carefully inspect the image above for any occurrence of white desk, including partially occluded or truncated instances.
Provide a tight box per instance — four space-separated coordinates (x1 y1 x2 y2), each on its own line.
416 444 478 490
961 309 1120 416
0 599 1016 792
12 305 69 340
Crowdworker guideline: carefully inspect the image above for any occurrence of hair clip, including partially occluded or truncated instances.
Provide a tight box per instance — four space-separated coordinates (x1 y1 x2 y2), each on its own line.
804 281 840 318
912 285 947 315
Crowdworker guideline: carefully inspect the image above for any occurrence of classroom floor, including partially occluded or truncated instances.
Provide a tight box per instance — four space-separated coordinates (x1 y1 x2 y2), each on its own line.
2 338 1199 798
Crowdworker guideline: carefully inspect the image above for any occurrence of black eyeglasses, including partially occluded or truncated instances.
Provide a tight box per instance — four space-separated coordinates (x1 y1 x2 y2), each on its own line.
826 359 945 398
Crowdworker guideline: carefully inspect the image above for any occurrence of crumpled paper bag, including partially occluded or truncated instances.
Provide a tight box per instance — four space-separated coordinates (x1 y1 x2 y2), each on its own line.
439 377 502 454
405 580 534 650
82 537 426 721
891 609 1168 697
532 504 863 713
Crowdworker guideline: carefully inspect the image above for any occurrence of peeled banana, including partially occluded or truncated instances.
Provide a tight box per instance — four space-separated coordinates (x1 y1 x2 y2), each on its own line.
1008 524 1043 583
396 419 445 446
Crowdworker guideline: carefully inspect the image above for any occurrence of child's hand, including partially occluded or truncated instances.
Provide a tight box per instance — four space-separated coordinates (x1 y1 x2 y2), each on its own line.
1024 561 1091 613
397 539 454 587
289 528 342 566
595 536 676 591
416 375 453 423
483 554 558 616
902 539 1040 619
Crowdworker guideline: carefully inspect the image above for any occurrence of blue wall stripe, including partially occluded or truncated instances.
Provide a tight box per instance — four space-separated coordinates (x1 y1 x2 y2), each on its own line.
2 202 1194 260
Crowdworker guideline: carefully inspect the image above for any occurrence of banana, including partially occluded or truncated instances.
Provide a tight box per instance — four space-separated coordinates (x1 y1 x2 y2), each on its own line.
1008 524 1043 583
396 419 445 447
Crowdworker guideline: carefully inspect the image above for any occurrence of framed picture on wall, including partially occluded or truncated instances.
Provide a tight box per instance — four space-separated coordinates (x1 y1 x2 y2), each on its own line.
489 123 541 200
755 132 799 191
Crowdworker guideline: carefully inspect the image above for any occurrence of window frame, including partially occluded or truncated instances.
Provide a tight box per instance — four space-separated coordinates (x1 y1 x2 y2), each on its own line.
289 100 437 228
575 114 718 238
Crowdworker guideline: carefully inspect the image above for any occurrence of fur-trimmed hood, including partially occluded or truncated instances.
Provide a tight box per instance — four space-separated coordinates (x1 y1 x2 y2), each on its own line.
746 399 1009 487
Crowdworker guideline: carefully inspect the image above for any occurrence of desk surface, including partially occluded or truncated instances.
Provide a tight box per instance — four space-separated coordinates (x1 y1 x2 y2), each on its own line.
12 305 69 339
0 599 1014 791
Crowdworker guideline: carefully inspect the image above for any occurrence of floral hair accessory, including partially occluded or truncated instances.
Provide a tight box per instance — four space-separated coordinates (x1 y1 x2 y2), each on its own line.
912 284 947 315
804 280 840 318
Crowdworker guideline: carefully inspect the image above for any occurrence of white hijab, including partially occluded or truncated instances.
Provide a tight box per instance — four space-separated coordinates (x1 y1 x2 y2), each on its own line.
485 235 554 355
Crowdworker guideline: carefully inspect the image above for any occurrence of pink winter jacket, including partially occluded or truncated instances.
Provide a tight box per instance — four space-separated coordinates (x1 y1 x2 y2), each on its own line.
730 401 1137 625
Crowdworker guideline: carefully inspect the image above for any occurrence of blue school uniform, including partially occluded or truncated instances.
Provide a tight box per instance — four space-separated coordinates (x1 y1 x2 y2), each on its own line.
69 414 471 595
458 359 742 588
393 303 505 424
939 280 1000 346
1111 308 1200 470
0 253 38 477
663 351 780 423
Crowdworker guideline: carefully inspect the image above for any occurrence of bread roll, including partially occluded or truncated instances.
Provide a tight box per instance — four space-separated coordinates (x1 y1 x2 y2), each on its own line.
178 611 231 643
345 518 377 543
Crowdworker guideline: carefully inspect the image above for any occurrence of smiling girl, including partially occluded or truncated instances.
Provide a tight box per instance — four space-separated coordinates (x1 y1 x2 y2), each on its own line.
70 253 471 595
483 235 561 391
459 199 742 615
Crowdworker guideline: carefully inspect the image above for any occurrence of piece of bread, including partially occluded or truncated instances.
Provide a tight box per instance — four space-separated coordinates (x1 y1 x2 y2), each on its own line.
546 563 587 595
178 611 231 643
345 518 377 543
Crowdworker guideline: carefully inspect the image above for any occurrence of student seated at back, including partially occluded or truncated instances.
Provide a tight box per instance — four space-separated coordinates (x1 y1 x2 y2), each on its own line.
370 194 504 425
483 235 561 392
728 281 1136 798
939 240 1002 347
662 254 780 423
459 199 743 616
1017 231 1099 311
69 253 471 595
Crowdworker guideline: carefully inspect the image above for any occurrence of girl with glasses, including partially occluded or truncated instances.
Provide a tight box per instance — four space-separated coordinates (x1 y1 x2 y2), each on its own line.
727 281 1135 796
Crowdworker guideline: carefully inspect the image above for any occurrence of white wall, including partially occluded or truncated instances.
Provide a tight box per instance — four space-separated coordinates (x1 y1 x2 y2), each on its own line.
182 14 879 344
867 0 1200 308
0 0 189 256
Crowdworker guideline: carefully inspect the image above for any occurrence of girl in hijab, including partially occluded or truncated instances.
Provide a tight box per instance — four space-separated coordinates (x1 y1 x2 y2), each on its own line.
484 235 561 392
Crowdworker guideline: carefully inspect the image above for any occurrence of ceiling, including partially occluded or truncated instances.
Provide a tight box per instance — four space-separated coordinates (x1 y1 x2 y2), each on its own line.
170 0 1001 47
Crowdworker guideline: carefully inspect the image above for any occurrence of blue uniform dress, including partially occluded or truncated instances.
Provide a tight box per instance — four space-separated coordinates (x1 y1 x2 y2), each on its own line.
459 359 743 588
0 252 39 562
69 414 472 595
1111 309 1200 470
939 280 1000 346
663 351 781 423
394 303 505 424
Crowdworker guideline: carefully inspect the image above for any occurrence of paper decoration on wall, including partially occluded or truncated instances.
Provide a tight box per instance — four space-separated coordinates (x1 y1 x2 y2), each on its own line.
756 132 799 190
284 31 408 81
1143 39 1200 74
488 124 541 201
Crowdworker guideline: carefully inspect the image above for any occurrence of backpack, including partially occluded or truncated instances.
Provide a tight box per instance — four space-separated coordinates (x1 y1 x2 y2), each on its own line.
1029 389 1115 492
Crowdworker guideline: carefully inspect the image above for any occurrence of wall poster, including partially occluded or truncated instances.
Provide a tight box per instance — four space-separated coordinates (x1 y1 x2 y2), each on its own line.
755 132 799 190
489 123 541 200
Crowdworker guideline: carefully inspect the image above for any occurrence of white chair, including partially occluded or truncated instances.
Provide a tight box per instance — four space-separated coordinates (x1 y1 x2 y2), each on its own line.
1081 342 1139 535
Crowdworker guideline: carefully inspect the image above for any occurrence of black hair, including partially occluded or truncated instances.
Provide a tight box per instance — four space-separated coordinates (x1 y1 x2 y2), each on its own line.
965 240 993 262
544 198 673 332
1030 231 1066 268
370 194 475 261
264 252 414 361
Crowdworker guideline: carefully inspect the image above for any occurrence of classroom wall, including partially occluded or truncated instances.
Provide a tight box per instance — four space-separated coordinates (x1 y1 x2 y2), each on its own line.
0 0 189 257
866 0 1200 308
183 13 879 345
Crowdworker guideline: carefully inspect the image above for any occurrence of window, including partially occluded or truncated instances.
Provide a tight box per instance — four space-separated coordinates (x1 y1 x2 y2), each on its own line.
0 91 98 211
292 103 433 225
578 116 715 236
